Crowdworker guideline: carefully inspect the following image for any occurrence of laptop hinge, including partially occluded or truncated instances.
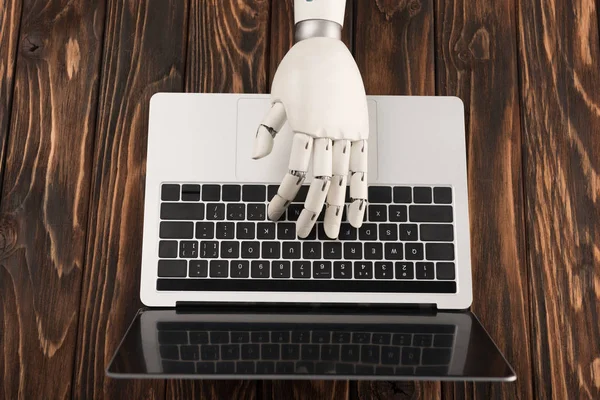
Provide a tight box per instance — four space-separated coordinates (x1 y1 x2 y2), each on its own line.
175 302 437 315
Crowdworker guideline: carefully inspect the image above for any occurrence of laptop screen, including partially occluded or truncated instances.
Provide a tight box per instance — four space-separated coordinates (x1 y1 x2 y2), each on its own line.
106 307 514 381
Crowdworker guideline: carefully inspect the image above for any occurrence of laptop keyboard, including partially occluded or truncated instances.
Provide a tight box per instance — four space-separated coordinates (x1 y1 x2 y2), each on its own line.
156 183 457 293
156 322 455 376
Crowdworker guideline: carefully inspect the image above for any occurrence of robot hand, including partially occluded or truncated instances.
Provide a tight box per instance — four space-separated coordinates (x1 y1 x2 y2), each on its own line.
252 35 369 239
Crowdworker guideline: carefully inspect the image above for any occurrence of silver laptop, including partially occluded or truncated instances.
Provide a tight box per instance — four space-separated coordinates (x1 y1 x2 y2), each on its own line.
106 93 515 381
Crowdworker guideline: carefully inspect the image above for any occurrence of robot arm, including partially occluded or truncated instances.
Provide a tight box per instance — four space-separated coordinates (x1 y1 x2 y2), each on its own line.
252 0 369 239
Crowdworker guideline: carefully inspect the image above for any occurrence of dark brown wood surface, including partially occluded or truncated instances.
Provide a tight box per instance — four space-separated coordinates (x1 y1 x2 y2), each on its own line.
1 1 599 399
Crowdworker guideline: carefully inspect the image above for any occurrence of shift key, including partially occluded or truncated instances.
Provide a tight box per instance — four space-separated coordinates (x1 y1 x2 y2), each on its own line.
161 203 204 220
160 221 194 238
409 206 453 223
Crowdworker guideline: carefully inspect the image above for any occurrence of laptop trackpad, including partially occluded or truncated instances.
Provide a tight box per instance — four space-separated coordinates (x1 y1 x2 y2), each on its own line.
235 98 378 182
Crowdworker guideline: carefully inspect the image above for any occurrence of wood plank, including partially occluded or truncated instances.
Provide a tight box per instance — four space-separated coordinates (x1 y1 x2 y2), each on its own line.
354 0 437 396
0 0 105 399
262 380 350 400
0 0 22 188
169 1 270 397
517 0 600 398
72 1 188 398
435 1 533 399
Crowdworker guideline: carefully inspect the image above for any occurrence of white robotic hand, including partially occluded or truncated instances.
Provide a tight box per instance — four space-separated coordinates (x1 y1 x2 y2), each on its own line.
252 9 369 239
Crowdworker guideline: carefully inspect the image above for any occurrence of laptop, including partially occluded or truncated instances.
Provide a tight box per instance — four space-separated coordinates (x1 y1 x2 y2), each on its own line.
106 93 516 381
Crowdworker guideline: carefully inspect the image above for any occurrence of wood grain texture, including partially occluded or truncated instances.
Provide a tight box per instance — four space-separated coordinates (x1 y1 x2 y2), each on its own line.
72 1 188 399
185 0 270 94
261 380 350 400
0 0 22 189
354 0 434 96
435 1 533 399
517 0 600 398
353 381 441 400
0 0 104 399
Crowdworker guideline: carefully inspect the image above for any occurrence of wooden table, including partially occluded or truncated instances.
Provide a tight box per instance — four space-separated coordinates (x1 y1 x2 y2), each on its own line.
1 0 598 399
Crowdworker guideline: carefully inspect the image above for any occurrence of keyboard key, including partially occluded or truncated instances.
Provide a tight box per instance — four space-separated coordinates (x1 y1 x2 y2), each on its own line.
416 366 449 375
301 345 319 360
282 242 301 259
196 222 214 239
384 243 403 260
190 331 208 344
312 331 330 344
272 261 291 278
372 333 391 345
260 344 280 360
333 262 352 279
368 186 392 203
216 362 235 374
354 262 373 279
221 344 240 360
206 203 225 220
267 185 278 201
356 365 375 375
286 204 303 221
247 203 266 220
179 241 198 258
323 242 342 259
377 366 395 375
298 226 317 240
251 261 270 278
236 222 255 239
276 362 295 374
210 261 228 277
375 262 393 279
303 242 321 259
389 205 408 222
196 362 215 374
436 262 456 280
182 184 201 201
420 224 454 241
434 334 454 347
332 332 351 343
180 345 200 361
241 241 260 258
401 347 421 365
313 261 332 278
200 345 219 360
222 185 241 201
336 363 354 374
359 224 377 240
405 243 424 260
296 361 315 373
159 241 178 258
392 333 412 346
379 224 398 241
220 242 239 259
277 223 296 240
433 187 452 204
257 362 275 374
160 221 193 239
426 243 455 260
353 332 370 344
262 241 281 259
413 334 433 347
422 348 452 365
200 241 219 258
202 185 220 201
237 362 255 374
162 361 195 373
364 243 383 260
242 185 265 202
381 346 401 365
158 260 187 277
159 331 188 344
242 344 260 360
400 224 419 241
341 345 360 362
161 203 204 220
189 260 208 277
211 331 229 343
395 262 414 279
416 262 434 279
413 187 432 203
292 261 311 278
368 205 387 221
251 332 269 343
257 223 276 239
281 344 300 360
291 331 310 343
321 345 340 361
361 345 380 363
272 332 290 343
393 187 412 203
410 205 453 222
161 184 180 201
344 243 362 259
226 204 245 220
231 332 250 343
295 185 309 202
338 223 357 240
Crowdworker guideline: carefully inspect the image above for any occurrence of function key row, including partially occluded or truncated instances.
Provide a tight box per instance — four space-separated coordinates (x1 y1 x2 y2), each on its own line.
162 184 453 205
157 259 456 280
